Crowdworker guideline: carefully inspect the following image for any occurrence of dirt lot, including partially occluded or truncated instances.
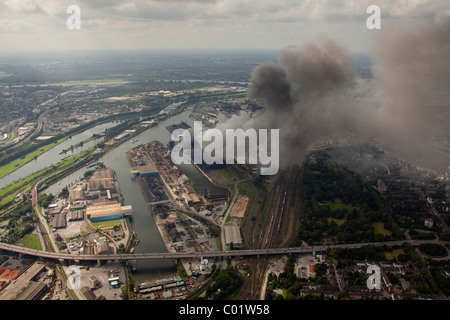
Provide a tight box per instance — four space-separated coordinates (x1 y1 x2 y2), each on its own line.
229 195 249 218
0 267 21 280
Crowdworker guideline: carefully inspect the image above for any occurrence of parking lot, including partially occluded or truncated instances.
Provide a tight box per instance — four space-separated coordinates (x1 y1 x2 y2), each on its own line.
56 218 89 240
65 262 126 300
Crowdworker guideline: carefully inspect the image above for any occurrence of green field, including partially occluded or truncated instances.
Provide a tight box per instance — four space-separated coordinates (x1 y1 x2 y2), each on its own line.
0 137 66 179
0 167 45 198
325 199 355 211
90 219 121 229
211 168 240 183
384 248 405 260
16 233 42 250
238 181 253 197
0 146 95 214
372 221 392 236
47 78 126 85
327 217 346 226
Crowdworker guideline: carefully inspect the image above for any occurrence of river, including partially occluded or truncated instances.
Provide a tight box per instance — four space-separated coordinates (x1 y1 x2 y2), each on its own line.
43 109 226 281
0 122 119 188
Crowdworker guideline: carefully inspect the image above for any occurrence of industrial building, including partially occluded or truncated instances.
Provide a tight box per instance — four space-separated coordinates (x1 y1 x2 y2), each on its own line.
96 240 113 255
52 213 67 229
86 201 133 222
90 276 101 288
81 286 97 300
68 210 84 221
69 201 86 211
203 188 229 203
130 163 159 177
224 225 242 248
69 189 85 201
88 169 116 191
182 192 201 205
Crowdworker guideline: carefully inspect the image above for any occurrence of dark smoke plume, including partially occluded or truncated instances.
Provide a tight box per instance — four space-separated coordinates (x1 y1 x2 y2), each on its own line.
372 18 450 143
219 17 450 171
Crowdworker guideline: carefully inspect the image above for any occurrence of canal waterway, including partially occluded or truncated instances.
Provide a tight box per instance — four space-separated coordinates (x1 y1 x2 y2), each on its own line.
43 109 226 281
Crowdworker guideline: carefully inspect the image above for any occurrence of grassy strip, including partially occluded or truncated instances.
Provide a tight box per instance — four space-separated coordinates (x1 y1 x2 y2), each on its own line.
16 233 42 250
5 116 150 202
0 147 94 199
58 265 80 300
372 221 392 236
279 206 295 248
0 147 96 225
327 217 346 226
90 219 121 229
0 138 66 179
215 236 222 252
46 78 125 85
384 248 405 260
123 264 137 300
237 181 252 197
211 168 240 183
0 167 48 198
0 108 135 178
34 205 56 252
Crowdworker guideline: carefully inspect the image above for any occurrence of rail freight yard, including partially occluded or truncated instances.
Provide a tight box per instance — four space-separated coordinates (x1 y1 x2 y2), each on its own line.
124 139 303 300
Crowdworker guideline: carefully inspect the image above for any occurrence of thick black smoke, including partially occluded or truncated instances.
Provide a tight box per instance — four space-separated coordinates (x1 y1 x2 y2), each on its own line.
219 17 450 171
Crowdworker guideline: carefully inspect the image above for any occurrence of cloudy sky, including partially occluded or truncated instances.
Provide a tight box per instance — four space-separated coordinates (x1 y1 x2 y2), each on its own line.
0 0 448 53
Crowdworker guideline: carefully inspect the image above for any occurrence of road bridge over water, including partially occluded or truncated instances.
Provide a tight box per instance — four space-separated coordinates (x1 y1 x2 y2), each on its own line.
0 240 446 262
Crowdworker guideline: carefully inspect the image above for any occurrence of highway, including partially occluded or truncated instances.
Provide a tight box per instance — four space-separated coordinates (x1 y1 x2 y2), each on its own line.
0 240 447 262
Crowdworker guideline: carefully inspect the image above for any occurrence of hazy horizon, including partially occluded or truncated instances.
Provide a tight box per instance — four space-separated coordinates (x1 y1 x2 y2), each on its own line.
1 0 448 53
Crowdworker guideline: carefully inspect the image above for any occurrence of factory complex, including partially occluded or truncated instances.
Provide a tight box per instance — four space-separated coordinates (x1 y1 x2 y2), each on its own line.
61 167 134 224
86 202 134 222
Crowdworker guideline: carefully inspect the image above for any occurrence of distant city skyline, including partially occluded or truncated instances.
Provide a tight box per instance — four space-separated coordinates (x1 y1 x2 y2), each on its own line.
0 0 448 53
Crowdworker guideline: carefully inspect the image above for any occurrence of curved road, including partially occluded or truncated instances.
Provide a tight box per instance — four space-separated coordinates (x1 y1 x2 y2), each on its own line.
1 240 447 262
220 178 251 251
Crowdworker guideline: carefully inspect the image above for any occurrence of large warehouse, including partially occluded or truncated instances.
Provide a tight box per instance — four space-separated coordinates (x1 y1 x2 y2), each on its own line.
86 201 133 222
0 263 48 300
130 163 159 177
88 169 116 191
53 213 67 229
224 225 242 248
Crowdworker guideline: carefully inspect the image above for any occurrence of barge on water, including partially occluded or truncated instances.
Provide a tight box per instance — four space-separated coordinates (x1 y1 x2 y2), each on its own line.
130 260 137 273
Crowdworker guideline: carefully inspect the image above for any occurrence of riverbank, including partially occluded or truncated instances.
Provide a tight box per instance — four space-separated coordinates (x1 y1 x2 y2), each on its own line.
0 137 66 180
125 150 176 266
0 119 118 181
125 150 171 250
0 117 157 214
125 145 220 278
192 162 214 185
0 108 200 283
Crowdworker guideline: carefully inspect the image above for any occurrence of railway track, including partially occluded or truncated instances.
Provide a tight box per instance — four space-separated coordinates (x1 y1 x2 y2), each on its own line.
239 171 295 300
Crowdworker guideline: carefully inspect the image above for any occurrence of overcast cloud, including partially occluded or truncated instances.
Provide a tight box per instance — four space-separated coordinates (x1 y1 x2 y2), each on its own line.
0 0 448 52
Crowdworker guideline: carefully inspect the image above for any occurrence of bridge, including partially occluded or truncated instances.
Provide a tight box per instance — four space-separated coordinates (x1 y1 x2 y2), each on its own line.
0 240 445 262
